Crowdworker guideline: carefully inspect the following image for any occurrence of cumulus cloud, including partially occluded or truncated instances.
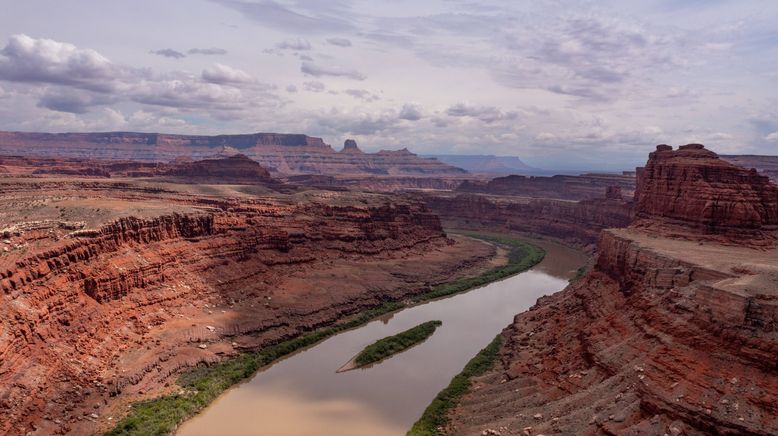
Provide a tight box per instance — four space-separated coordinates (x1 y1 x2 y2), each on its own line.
399 103 423 121
327 37 352 47
202 63 254 84
150 48 186 59
303 81 326 92
0 34 117 92
301 61 365 80
765 131 778 141
286 84 298 93
37 88 116 114
446 103 517 123
276 38 312 51
188 47 228 55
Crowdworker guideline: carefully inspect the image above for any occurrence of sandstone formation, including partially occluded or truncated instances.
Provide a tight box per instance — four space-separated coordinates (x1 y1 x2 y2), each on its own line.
634 144 778 245
446 144 778 435
723 154 778 183
414 192 632 247
457 172 637 201
0 131 466 177
0 169 499 435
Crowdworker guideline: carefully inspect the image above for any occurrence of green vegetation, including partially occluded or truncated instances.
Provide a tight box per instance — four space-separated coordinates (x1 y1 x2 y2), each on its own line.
354 320 443 367
408 335 502 436
570 265 588 282
106 232 543 436
414 231 545 302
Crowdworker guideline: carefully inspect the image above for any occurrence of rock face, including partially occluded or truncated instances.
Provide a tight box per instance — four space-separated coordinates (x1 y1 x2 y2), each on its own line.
458 172 637 201
341 139 362 153
0 130 466 177
446 144 778 435
634 144 778 244
0 169 505 435
161 154 272 181
415 192 632 247
723 154 778 183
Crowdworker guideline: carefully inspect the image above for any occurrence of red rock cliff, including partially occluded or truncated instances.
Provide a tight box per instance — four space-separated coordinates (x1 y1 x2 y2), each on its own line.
446 144 778 435
635 144 778 242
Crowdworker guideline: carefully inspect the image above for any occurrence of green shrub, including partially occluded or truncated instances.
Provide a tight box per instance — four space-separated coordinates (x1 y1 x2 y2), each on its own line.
407 335 502 436
354 320 442 367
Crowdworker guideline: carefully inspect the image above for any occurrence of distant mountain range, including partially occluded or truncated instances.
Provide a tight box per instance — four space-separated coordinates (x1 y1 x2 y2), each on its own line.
0 131 466 177
425 154 543 175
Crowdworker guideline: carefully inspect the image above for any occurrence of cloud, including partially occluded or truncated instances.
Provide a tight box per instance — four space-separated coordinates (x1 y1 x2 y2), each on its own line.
37 88 116 114
765 131 778 141
213 0 355 34
188 47 228 55
286 84 298 93
132 78 246 111
343 88 379 102
303 81 325 92
399 103 423 121
301 61 365 80
202 63 254 84
446 103 517 123
327 37 352 47
313 110 399 135
0 34 117 92
276 38 312 51
150 48 186 59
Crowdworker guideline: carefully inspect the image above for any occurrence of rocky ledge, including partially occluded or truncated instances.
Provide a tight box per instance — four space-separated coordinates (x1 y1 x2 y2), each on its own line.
445 144 778 435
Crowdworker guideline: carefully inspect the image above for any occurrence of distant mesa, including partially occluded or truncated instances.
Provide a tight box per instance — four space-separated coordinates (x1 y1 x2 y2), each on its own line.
340 139 363 153
425 154 540 175
162 154 272 181
0 130 466 177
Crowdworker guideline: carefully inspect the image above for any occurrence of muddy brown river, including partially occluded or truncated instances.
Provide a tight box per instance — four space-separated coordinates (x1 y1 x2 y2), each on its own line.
177 239 587 436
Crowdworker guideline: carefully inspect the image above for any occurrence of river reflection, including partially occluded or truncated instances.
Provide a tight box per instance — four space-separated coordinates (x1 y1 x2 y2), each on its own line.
177 238 586 436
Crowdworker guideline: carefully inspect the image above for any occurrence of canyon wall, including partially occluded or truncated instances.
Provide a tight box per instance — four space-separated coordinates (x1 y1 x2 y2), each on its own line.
446 144 778 435
414 193 633 247
0 175 501 435
457 172 637 201
0 132 466 176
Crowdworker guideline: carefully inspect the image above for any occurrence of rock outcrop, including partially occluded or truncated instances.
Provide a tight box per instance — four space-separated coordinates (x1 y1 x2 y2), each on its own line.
161 154 272 181
458 172 637 201
446 144 778 435
414 191 633 247
0 130 466 177
0 171 502 435
634 144 778 245
341 139 362 153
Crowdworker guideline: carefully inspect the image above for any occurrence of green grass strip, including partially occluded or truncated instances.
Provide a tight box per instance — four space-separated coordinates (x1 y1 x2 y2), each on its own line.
354 320 442 367
407 334 502 436
105 232 542 436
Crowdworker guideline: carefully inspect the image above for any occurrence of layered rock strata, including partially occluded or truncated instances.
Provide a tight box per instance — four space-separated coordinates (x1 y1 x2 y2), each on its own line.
446 144 778 435
0 131 466 176
0 175 496 435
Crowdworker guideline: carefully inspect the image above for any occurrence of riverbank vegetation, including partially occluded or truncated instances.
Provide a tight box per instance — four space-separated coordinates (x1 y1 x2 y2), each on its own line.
106 232 544 436
408 335 502 436
354 320 442 367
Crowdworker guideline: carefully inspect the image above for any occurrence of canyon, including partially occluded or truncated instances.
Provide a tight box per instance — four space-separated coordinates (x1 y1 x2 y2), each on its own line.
0 157 498 435
0 136 776 436
445 144 778 435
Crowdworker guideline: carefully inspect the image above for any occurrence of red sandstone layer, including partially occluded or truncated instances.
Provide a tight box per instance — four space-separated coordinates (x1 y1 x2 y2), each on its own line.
445 144 778 435
0 131 466 177
0 174 497 435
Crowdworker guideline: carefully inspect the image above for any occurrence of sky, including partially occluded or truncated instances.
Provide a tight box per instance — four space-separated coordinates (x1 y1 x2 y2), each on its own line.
0 0 777 170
